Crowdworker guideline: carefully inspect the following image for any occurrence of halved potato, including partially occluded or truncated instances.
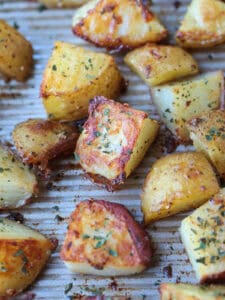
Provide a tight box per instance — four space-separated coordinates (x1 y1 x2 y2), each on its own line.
151 71 224 143
75 96 159 191
60 199 152 276
0 144 38 209
38 0 88 7
160 283 225 300
124 44 198 87
176 0 225 48
141 152 219 224
72 0 167 50
0 218 56 298
180 188 225 284
41 41 125 121
0 20 33 82
13 118 79 172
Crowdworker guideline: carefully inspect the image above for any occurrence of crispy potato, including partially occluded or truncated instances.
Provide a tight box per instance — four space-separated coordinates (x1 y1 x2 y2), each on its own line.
75 96 159 191
0 218 56 298
160 283 225 300
38 0 88 7
12 118 79 171
176 0 225 48
124 44 198 87
60 199 152 276
180 188 225 284
0 144 38 209
0 20 33 82
151 71 224 143
72 0 167 50
41 41 125 121
141 152 219 224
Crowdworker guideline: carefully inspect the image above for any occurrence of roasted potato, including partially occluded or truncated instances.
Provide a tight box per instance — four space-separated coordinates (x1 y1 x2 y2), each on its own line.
180 188 225 284
176 0 225 48
0 144 38 209
0 218 56 298
12 118 79 172
41 41 125 121
160 283 225 300
0 20 33 82
60 199 152 276
141 152 219 224
151 71 224 143
38 0 88 7
124 44 198 87
75 96 159 191
72 0 167 50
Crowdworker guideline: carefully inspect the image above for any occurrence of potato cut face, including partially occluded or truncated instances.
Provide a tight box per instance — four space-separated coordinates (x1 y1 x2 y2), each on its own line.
72 0 167 50
0 145 38 209
160 283 225 300
180 188 225 284
38 0 88 7
75 96 159 190
13 118 79 171
124 44 198 87
142 152 219 224
0 218 55 298
41 41 124 121
0 20 33 82
60 199 152 276
176 0 225 48
151 71 224 143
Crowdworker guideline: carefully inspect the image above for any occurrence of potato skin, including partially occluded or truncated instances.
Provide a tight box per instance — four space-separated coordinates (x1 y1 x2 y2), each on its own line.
0 20 33 82
38 0 88 7
60 199 152 276
141 152 219 224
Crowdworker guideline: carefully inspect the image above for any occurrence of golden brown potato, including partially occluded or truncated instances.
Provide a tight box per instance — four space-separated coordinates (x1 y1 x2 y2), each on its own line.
124 44 198 87
72 0 167 50
151 71 224 143
41 41 125 121
141 152 219 224
176 0 225 48
38 0 88 7
180 188 225 284
60 199 152 276
12 118 79 171
75 96 159 191
0 218 56 298
0 20 33 82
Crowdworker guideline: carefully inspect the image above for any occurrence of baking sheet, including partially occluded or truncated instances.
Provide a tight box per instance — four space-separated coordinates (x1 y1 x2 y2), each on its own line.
0 1 225 299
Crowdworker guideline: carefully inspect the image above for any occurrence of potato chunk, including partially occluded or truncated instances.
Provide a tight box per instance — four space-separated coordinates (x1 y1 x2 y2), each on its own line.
41 41 125 121
38 0 88 7
75 96 159 191
180 188 225 284
0 20 33 82
141 152 219 224
160 283 225 300
176 0 225 48
151 71 224 143
60 199 152 276
124 44 198 87
0 218 56 298
13 118 79 171
0 145 38 209
72 0 167 50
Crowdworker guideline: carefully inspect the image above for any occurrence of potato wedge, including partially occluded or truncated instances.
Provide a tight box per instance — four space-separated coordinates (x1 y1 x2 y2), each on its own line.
60 199 152 276
72 0 167 50
38 0 88 7
141 152 219 224
41 41 125 121
0 144 38 209
124 44 198 87
0 20 33 82
0 218 56 298
13 118 79 171
160 283 225 300
151 71 224 143
75 96 159 191
180 188 225 284
176 0 225 48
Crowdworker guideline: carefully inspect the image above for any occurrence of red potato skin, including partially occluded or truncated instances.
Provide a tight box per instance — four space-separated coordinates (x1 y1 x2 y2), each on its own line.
201 271 225 284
